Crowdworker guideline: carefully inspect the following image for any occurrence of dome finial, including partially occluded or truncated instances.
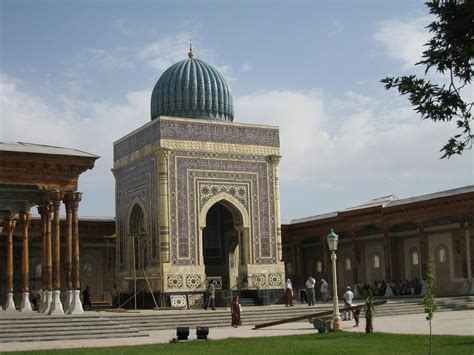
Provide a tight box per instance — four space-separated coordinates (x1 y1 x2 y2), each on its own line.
188 42 194 59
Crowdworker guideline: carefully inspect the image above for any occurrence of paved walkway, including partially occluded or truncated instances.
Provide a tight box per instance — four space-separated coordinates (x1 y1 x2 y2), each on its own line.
1 310 473 352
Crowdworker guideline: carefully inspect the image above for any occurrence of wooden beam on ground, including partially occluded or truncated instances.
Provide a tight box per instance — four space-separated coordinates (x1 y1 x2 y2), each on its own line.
253 300 387 329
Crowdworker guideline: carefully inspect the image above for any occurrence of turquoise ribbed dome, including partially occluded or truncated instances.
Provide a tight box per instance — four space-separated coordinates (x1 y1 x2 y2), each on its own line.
151 49 233 121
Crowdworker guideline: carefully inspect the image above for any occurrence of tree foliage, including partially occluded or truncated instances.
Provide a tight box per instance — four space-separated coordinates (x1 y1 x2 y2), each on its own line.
381 0 474 158
423 261 437 355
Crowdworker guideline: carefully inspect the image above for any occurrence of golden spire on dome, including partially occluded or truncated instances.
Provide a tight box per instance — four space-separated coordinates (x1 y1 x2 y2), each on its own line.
188 43 194 58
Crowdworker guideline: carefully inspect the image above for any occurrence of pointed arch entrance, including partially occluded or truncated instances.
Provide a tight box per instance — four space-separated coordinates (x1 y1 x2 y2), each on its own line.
199 193 250 290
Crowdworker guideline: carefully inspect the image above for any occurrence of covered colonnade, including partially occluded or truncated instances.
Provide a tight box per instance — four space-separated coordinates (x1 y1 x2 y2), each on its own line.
0 142 97 314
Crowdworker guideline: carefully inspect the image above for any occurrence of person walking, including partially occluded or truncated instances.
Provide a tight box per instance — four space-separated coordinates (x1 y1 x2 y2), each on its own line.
30 286 39 311
82 285 92 310
342 286 354 320
231 296 241 328
111 284 120 308
284 279 294 307
204 280 216 310
320 279 329 302
306 275 316 306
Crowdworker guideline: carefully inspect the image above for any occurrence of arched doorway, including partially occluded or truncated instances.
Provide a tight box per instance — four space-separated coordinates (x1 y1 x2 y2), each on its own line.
202 201 241 290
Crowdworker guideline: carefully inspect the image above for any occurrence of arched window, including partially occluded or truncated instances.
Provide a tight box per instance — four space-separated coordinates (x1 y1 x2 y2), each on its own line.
411 251 419 265
129 204 148 270
373 254 380 269
345 257 351 270
438 247 447 263
316 260 322 272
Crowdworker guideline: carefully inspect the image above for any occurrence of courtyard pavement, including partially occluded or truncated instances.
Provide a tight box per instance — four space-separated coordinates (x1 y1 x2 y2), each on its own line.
1 309 473 352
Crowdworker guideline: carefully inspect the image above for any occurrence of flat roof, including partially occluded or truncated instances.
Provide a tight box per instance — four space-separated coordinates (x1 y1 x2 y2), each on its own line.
0 142 98 158
284 185 473 225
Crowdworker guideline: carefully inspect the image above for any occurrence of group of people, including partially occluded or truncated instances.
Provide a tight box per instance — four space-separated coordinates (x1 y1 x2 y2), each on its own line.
357 278 422 297
285 275 331 307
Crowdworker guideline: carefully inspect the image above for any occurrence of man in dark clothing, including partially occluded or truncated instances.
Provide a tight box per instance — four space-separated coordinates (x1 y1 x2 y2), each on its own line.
82 285 92 310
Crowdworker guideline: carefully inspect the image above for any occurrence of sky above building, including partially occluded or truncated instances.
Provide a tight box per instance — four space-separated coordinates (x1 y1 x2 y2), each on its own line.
1 0 472 219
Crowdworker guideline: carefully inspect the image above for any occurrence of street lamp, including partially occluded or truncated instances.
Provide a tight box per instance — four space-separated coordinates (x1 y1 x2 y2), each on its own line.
327 229 342 331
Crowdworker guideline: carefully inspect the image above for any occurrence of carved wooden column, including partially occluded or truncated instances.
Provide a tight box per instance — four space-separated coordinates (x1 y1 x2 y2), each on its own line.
383 227 392 282
157 147 171 264
63 192 74 312
351 232 358 284
68 191 84 314
320 235 329 275
38 202 53 313
3 216 16 311
19 211 33 312
418 223 428 280
49 191 65 315
290 239 302 284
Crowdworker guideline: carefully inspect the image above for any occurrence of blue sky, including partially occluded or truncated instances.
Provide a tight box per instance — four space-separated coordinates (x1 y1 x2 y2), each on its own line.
1 0 472 219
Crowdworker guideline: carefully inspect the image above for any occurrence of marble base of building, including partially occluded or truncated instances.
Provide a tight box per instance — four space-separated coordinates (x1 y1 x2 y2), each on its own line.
67 290 84 314
19 292 33 312
4 292 16 311
64 290 73 313
48 290 65 315
42 291 53 314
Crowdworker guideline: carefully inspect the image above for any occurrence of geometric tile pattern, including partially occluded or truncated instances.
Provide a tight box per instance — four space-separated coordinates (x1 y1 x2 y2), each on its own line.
170 295 188 309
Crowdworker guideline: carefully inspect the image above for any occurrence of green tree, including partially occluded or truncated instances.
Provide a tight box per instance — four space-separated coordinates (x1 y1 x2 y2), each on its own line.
381 0 473 158
363 288 375 333
423 261 437 355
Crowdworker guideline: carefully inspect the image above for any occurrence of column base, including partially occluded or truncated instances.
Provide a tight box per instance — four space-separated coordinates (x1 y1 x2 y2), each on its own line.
469 279 474 295
42 291 53 314
67 290 84 315
48 290 64 315
19 292 33 312
64 290 73 313
332 314 342 331
4 293 16 311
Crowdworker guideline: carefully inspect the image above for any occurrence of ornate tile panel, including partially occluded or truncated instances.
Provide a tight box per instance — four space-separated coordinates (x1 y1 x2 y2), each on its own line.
115 157 158 270
168 150 276 266
114 118 280 161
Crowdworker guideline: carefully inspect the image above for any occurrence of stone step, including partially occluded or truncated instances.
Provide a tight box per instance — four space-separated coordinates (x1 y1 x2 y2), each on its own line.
0 297 469 342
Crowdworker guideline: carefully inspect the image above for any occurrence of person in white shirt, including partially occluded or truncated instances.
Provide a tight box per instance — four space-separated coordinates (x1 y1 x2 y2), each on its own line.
305 275 316 306
342 286 354 320
320 279 329 302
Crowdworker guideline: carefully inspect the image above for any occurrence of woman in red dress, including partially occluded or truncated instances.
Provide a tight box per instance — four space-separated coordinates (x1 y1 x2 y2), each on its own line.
231 296 241 328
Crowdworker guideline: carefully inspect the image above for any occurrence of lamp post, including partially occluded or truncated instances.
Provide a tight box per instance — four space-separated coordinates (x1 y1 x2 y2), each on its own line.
327 229 342 331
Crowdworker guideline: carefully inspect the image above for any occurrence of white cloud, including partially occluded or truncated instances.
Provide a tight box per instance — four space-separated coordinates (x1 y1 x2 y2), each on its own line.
2 73 470 218
0 73 149 188
138 32 196 71
240 63 253 72
234 88 471 186
374 15 433 69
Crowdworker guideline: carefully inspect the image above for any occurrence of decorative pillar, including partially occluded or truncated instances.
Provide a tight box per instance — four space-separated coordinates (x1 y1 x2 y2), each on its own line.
351 232 358 284
383 227 392 282
462 218 472 280
63 192 74 312
3 216 16 311
157 147 172 264
268 155 283 261
49 191 65 315
68 191 84 314
291 239 302 284
419 223 428 280
19 211 33 312
38 203 53 313
320 236 329 275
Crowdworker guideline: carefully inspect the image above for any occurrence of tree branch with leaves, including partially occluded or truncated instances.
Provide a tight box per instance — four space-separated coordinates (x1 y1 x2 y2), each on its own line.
381 0 473 158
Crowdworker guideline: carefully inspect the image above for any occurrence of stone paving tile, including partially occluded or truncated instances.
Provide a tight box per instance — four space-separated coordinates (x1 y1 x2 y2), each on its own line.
1 310 473 352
